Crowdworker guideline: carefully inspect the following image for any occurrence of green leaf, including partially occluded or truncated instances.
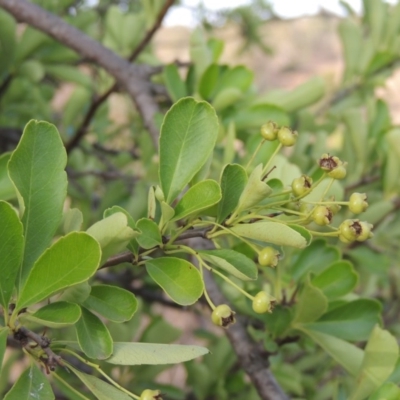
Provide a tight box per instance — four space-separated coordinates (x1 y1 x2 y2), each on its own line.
68 365 131 400
75 307 113 360
287 225 312 247
199 64 219 100
8 120 67 289
299 327 364 376
0 201 24 309
4 363 54 400
16 232 101 310
290 239 340 280
350 326 399 400
83 284 137 323
106 342 209 365
172 180 221 221
198 249 257 281
146 257 204 305
235 164 272 213
27 302 81 328
369 382 400 400
214 65 253 94
163 63 187 102
306 299 382 341
0 153 15 200
0 9 16 75
104 206 139 256
87 212 136 263
136 218 162 249
217 164 247 223
0 328 8 368
230 221 307 248
311 261 358 300
293 277 328 324
159 97 219 204
44 65 93 89
58 281 91 304
213 87 243 111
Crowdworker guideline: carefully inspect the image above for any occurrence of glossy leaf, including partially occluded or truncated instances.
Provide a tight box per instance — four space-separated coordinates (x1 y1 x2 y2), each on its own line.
68 365 131 400
230 221 307 248
350 326 399 400
87 212 136 264
173 180 221 221
28 302 81 328
83 284 137 322
163 63 187 102
293 278 328 324
16 232 101 310
299 327 363 376
290 239 340 280
0 328 7 368
58 281 91 304
106 342 209 365
369 382 400 400
312 261 358 300
306 299 382 341
0 201 24 309
0 153 15 200
146 257 204 305
159 97 219 204
199 249 257 281
136 218 162 249
8 120 67 288
236 164 272 213
4 363 54 400
75 307 113 360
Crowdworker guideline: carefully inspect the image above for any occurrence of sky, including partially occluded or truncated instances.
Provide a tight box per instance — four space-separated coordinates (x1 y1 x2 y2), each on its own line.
165 0 398 26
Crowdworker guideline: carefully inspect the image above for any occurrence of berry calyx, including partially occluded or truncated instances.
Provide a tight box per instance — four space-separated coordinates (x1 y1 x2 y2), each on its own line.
349 192 368 214
318 153 343 171
312 205 333 226
252 291 276 314
258 247 280 267
211 304 236 328
140 389 162 400
260 121 278 141
277 126 298 146
291 175 313 197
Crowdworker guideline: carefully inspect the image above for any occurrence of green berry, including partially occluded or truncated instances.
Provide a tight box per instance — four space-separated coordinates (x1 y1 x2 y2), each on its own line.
339 219 373 242
140 389 162 400
260 121 278 141
312 205 333 226
349 192 368 214
277 126 298 146
211 304 236 328
356 221 373 241
252 291 276 314
258 247 280 267
328 165 347 180
291 175 313 197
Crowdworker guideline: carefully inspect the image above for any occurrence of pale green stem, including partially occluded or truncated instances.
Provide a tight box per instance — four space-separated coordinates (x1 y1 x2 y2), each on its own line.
53 372 91 400
262 143 282 176
245 139 266 170
198 262 216 310
307 230 339 237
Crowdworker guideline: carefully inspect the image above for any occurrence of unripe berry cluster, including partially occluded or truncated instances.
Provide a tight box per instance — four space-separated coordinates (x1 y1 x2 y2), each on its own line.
260 121 298 146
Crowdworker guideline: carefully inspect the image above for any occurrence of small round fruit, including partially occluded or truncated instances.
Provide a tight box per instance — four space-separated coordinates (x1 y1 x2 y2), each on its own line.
258 247 280 267
260 121 278 141
140 389 162 400
318 154 343 171
349 192 368 214
252 291 276 314
356 221 373 241
339 219 358 241
277 126 298 146
291 175 313 197
328 165 347 180
211 304 236 328
312 205 333 226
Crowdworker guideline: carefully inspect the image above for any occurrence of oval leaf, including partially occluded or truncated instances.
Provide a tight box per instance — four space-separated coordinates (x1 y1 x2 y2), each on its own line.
0 201 24 309
106 342 209 365
16 232 101 310
230 221 307 248
136 218 162 249
173 179 221 221
0 328 8 369
8 120 67 289
75 307 113 360
83 284 137 323
199 249 257 281
28 302 81 328
145 257 204 305
4 363 54 400
159 97 219 204
217 164 247 223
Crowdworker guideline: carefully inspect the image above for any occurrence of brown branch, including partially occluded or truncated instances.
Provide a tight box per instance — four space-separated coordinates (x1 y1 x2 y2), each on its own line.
65 0 174 153
0 0 161 148
100 251 133 269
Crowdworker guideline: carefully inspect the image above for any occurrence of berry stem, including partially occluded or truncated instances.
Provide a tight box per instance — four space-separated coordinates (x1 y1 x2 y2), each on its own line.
262 142 282 176
246 139 265 170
